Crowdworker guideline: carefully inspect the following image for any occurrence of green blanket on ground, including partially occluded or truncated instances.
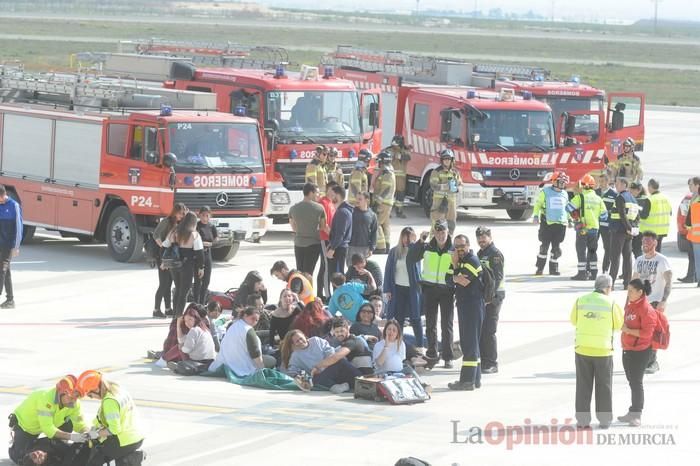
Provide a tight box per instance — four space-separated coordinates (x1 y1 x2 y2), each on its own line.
206 366 300 390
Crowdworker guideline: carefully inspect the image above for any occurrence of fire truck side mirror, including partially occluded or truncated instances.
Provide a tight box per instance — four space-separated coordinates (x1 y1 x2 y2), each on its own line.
163 152 177 168
368 102 378 127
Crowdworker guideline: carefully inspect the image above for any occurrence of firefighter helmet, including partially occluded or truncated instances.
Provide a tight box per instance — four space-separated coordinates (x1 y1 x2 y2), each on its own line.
391 135 405 147
358 149 373 163
56 375 79 398
439 148 455 160
377 151 392 163
77 370 103 397
623 137 635 148
551 171 570 186
580 174 596 189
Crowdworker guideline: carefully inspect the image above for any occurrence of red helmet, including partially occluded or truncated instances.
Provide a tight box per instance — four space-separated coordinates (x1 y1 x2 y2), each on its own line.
77 370 103 397
551 171 570 185
580 174 596 189
56 375 79 398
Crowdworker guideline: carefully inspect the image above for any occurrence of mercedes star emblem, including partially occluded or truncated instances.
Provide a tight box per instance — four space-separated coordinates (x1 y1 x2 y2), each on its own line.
509 169 521 181
215 192 229 207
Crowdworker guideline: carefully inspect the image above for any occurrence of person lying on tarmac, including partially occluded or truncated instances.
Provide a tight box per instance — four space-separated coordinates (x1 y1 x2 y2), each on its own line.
20 437 91 466
281 330 362 393
326 317 374 375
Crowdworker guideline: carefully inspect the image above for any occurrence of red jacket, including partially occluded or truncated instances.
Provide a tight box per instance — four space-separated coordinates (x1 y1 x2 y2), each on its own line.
622 295 658 351
319 196 336 242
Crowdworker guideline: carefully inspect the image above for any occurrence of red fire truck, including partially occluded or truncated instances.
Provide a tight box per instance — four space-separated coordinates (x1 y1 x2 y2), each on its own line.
0 66 268 262
324 47 642 188
92 40 382 222
323 47 604 219
488 73 645 182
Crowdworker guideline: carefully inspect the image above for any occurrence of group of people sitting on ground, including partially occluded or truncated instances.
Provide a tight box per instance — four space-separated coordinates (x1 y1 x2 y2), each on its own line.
148 252 433 394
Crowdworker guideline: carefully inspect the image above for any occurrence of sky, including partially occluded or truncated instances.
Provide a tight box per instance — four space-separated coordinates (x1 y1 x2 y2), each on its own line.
261 1 698 22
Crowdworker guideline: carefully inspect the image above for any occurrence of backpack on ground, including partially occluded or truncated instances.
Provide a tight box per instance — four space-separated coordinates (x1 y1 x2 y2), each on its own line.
206 288 238 310
479 260 497 304
651 309 670 350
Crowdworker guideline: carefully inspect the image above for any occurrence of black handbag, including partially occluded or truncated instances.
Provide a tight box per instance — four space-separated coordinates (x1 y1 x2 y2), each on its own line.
161 244 182 270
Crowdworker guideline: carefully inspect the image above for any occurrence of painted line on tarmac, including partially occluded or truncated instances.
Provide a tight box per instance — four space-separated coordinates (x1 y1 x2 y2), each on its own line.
0 321 167 328
167 431 280 465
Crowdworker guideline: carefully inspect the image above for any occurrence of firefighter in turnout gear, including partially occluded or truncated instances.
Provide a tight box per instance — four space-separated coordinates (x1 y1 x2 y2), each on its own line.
608 137 643 183
348 149 371 207
447 234 485 391
77 370 145 466
389 135 411 219
567 174 608 280
533 171 570 275
372 151 396 254
430 149 461 235
325 147 345 185
305 145 328 192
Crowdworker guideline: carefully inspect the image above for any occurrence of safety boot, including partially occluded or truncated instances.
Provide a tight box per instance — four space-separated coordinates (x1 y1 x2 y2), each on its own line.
588 270 597 280
549 261 560 276
570 271 588 281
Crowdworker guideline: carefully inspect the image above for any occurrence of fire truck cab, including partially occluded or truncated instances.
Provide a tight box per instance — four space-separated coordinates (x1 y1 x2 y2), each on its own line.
0 66 268 262
164 62 381 222
398 85 559 219
493 77 645 180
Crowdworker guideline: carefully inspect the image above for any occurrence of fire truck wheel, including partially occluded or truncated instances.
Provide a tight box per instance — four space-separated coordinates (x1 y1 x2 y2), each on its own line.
106 206 144 263
211 242 240 262
506 208 533 221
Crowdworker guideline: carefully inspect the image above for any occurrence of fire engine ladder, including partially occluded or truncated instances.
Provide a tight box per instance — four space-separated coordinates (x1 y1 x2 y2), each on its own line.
322 45 550 80
321 46 439 76
0 68 173 109
117 39 291 69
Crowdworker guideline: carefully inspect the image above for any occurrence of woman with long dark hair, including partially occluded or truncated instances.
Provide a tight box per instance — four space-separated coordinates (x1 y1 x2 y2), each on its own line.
152 203 186 318
162 211 204 317
619 278 658 426
383 226 424 348
233 270 268 310
193 206 217 304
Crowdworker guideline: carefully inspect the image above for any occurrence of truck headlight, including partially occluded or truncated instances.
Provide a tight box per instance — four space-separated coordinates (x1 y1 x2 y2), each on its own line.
270 192 290 204
471 171 484 181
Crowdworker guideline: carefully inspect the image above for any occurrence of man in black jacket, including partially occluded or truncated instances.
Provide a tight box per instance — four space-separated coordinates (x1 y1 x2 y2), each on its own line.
476 226 505 374
326 185 353 276
347 191 377 267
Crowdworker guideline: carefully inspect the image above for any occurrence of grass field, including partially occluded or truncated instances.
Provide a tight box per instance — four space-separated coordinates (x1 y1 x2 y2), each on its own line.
1 16 699 105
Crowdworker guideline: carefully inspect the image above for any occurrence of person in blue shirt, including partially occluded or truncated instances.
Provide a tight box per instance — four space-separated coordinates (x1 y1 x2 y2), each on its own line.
0 184 22 309
328 272 376 321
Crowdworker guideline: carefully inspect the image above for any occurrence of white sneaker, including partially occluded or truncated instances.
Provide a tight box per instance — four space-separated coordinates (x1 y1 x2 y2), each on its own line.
154 357 167 368
329 382 350 394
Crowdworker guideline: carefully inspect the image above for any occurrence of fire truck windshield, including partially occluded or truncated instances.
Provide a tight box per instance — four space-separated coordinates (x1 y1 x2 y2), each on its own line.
469 110 555 152
542 96 604 126
265 91 360 142
168 122 263 173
